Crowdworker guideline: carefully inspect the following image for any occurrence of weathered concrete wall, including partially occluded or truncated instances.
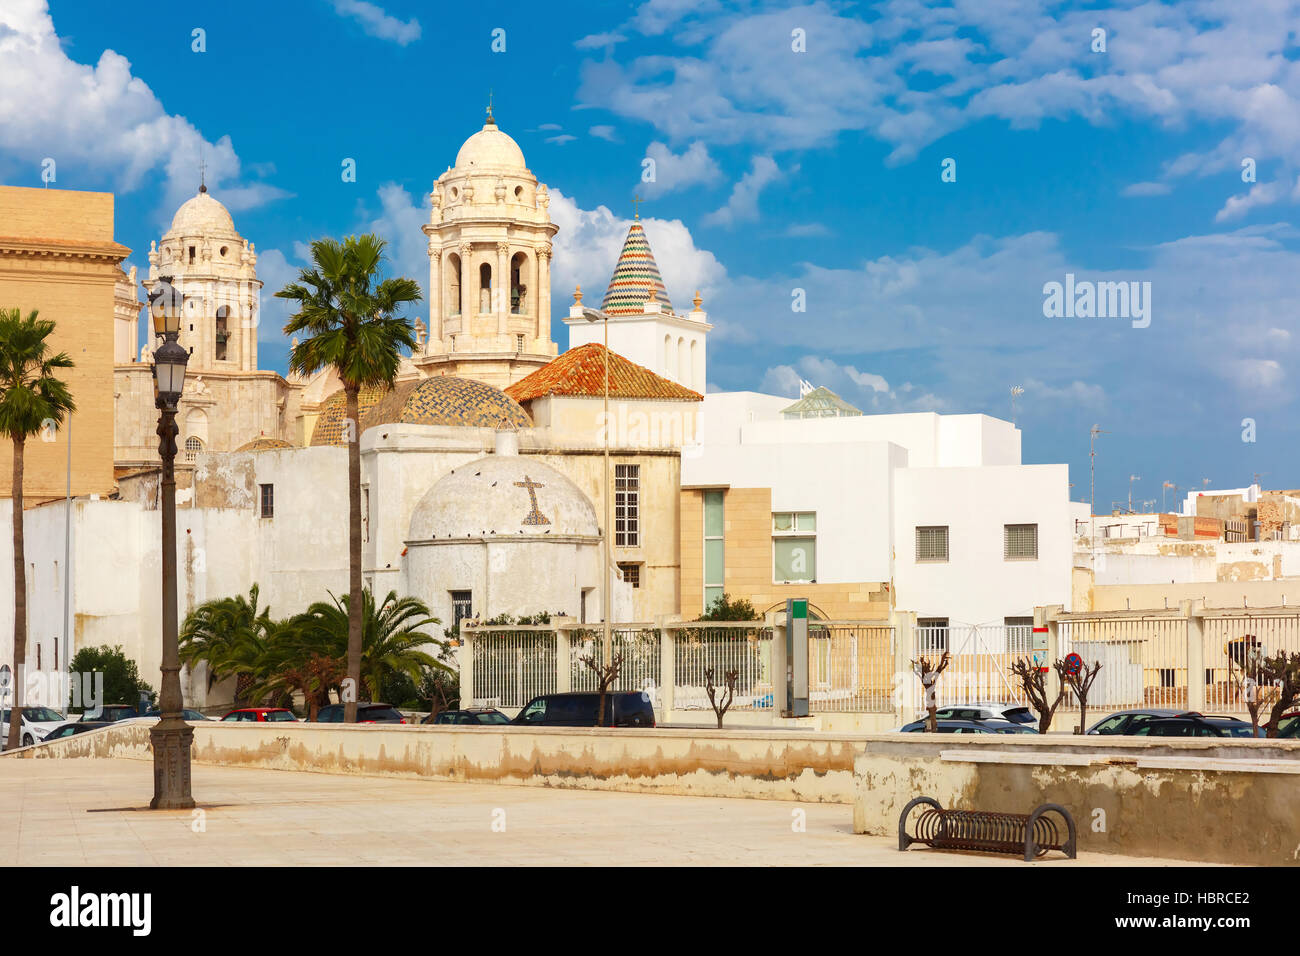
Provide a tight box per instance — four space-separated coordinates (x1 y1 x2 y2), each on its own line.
854 734 1300 866
7 721 860 803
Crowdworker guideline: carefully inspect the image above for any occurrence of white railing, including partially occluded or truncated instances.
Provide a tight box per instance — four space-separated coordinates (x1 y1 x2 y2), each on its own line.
808 622 894 713
470 627 557 708
911 624 1033 711
1201 614 1300 716
668 622 773 711
567 626 661 700
1057 615 1188 711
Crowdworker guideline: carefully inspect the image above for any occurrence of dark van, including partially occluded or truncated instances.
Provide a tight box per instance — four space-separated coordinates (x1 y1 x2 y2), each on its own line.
512 691 656 728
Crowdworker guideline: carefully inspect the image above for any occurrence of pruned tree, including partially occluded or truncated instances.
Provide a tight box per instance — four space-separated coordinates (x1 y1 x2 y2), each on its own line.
1065 660 1103 734
910 651 951 732
1225 636 1268 736
580 649 624 726
1258 650 1300 738
704 667 739 729
1010 657 1069 734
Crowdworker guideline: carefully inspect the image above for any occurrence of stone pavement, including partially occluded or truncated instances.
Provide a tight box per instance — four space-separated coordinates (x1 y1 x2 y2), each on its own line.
0 758 1206 866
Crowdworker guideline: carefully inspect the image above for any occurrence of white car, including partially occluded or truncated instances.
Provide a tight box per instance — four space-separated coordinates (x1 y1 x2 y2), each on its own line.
0 706 69 749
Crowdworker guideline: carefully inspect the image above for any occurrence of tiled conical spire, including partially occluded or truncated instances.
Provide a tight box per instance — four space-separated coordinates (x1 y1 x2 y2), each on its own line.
601 222 674 316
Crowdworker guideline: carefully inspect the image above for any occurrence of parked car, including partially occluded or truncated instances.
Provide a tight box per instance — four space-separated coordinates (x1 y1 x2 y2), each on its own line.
928 703 1037 725
1085 708 1184 735
425 708 510 725
221 707 298 722
1278 712 1300 738
0 706 68 748
1135 714 1261 738
80 704 144 723
42 721 113 741
898 718 1035 734
512 691 656 728
314 702 407 724
144 708 213 721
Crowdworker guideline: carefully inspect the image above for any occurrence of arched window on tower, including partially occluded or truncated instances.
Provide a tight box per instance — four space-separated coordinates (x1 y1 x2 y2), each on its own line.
215 306 230 362
510 252 528 315
479 263 492 314
184 436 203 463
448 253 462 317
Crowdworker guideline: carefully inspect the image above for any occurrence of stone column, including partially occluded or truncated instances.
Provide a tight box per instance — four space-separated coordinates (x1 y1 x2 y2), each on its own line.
428 242 441 352
458 242 472 339
460 628 475 707
892 608 915 726
1185 599 1206 712
538 243 552 343
496 242 509 335
556 627 571 693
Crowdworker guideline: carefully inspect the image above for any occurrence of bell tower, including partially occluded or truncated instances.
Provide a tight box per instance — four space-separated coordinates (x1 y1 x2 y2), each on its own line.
418 109 559 388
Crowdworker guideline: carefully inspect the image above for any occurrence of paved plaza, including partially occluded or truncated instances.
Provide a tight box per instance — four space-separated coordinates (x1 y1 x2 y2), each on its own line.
0 758 1203 867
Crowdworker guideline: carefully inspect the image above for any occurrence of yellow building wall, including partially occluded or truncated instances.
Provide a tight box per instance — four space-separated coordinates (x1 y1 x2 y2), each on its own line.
680 487 891 621
0 186 126 501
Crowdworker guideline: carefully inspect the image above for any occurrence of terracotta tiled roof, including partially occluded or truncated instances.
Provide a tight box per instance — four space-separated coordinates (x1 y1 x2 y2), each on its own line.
505 343 703 403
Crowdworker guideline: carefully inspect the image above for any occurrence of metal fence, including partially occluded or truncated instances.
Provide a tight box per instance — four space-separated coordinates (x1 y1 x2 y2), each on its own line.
470 627 558 708
566 626 661 700
808 622 895 713
669 623 773 711
1201 614 1300 715
1057 616 1187 711
911 624 1032 711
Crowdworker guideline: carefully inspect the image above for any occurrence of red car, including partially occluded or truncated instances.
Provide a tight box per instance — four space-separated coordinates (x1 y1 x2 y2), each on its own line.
221 707 298 722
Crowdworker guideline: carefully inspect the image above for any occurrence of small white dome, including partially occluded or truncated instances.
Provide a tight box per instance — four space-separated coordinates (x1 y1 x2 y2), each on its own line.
455 122 527 170
409 456 598 540
167 187 237 237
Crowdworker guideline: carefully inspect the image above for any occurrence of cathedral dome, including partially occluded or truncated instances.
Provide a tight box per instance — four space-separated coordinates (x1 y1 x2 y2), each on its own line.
309 385 390 446
408 455 598 540
167 187 237 237
454 120 527 170
362 376 532 431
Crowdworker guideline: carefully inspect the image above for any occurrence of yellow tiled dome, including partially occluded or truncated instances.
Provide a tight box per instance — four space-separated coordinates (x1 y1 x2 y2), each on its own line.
234 437 293 452
309 385 389 447
362 376 531 431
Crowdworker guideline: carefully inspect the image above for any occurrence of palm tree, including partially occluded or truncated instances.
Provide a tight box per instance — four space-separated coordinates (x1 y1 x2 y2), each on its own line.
0 308 74 751
179 585 272 706
242 618 344 720
295 589 448 701
276 235 421 721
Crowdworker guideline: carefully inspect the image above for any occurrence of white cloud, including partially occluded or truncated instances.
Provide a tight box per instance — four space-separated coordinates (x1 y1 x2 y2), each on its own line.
545 134 578 145
1214 179 1292 222
640 141 723 198
329 0 420 45
760 356 945 412
0 0 286 219
548 190 725 313
575 32 627 49
704 156 782 227
589 125 620 142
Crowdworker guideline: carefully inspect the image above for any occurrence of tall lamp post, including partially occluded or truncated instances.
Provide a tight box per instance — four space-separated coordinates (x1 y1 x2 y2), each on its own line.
148 277 195 810
581 306 613 660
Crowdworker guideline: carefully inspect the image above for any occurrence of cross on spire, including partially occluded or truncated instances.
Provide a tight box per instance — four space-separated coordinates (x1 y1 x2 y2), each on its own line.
632 194 645 220
199 144 207 194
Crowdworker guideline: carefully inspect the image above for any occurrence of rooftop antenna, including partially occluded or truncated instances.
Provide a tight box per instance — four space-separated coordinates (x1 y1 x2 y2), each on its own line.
199 142 207 194
1009 385 1024 426
486 89 495 125
1129 474 1141 514
1089 425 1108 559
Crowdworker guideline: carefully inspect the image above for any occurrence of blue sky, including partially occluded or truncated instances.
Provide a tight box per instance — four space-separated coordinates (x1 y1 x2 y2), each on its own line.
3 0 1300 509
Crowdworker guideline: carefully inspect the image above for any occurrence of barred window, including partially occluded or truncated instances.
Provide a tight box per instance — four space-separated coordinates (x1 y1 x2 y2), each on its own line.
918 618 949 652
915 526 949 562
1004 523 1038 560
1005 616 1034 652
184 436 203 462
615 464 640 547
618 562 641 589
450 591 473 629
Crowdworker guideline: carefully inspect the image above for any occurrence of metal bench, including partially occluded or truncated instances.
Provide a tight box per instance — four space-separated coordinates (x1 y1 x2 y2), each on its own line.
898 796 1077 861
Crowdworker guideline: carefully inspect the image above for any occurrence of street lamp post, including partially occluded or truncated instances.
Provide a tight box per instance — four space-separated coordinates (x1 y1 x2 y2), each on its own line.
148 276 194 810
582 306 613 661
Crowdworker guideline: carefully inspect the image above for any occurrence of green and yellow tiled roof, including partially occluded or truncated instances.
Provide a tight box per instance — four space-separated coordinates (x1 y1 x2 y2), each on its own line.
600 222 674 316
363 376 531 431
309 385 389 446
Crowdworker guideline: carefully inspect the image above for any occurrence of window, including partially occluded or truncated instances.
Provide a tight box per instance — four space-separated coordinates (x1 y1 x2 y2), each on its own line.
916 526 949 562
1005 616 1034 653
36 644 41 670
450 591 473 629
259 483 274 519
215 307 229 361
515 333 525 352
703 490 724 613
184 436 203 462
615 464 640 547
363 486 370 542
1004 523 1038 560
618 562 641 589
773 512 816 582
918 618 949 652
188 245 196 263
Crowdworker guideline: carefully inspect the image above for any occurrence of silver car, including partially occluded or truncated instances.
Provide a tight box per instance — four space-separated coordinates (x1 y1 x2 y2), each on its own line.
925 702 1037 725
